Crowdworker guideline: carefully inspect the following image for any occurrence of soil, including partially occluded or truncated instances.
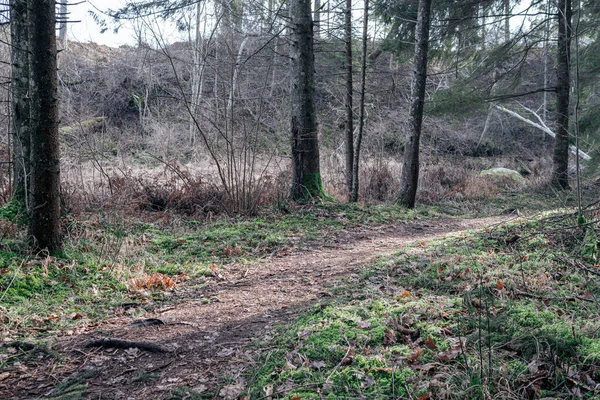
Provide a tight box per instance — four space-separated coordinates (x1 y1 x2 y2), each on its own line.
1 215 514 399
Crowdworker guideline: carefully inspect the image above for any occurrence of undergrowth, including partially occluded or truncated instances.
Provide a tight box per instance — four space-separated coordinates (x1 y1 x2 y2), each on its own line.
245 204 600 399
0 202 419 344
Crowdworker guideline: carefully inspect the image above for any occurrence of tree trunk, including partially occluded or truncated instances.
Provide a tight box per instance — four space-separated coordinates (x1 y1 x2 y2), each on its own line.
314 0 321 38
344 0 354 196
350 0 369 203
290 0 323 201
28 0 62 252
10 0 30 205
552 0 572 190
397 0 432 208
189 1 205 146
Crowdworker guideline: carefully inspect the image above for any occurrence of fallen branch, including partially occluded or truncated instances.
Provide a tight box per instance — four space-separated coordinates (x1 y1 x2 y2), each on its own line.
556 256 600 278
85 338 169 353
513 289 595 303
494 105 591 160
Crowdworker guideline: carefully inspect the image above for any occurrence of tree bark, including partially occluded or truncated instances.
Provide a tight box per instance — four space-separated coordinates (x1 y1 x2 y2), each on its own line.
397 0 432 208
350 0 369 203
290 0 323 201
10 0 30 205
314 0 321 39
344 0 354 195
28 0 62 252
551 0 572 190
189 0 205 146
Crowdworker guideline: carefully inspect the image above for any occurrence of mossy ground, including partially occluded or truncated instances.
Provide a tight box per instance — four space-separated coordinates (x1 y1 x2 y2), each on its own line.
244 206 600 399
0 201 420 345
1 184 599 399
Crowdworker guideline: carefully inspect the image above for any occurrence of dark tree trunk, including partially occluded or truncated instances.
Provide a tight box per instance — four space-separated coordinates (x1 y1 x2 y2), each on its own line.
397 0 432 208
10 0 30 204
28 0 62 252
344 0 354 196
290 0 323 201
552 0 571 190
350 0 369 203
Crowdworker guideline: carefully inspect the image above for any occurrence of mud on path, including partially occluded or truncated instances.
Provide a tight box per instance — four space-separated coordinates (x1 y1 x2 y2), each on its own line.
3 215 514 399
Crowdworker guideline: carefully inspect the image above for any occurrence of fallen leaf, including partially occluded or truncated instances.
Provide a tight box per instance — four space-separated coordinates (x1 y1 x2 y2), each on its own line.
424 337 437 351
284 361 297 371
361 376 376 388
341 348 356 365
276 378 294 395
398 290 411 299
298 329 312 339
0 372 9 381
383 329 397 345
357 320 371 329
310 360 326 370
210 264 225 280
219 381 245 400
128 273 176 291
371 367 392 373
418 394 431 400
217 347 235 357
194 384 207 393
406 348 422 363
436 349 460 362
263 385 273 399
496 281 505 290
415 363 436 373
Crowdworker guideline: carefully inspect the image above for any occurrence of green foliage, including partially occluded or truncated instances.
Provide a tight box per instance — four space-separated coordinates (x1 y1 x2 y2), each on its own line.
428 84 487 116
0 199 27 226
46 370 97 399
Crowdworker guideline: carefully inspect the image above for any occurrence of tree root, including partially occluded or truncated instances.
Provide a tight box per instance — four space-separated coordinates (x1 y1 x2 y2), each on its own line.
85 338 169 353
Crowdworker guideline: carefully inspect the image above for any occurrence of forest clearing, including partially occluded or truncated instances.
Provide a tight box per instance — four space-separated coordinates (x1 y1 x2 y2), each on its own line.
1 0 600 398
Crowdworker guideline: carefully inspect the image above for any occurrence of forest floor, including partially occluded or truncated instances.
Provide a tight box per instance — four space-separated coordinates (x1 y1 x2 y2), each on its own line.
1 190 600 399
0 212 507 399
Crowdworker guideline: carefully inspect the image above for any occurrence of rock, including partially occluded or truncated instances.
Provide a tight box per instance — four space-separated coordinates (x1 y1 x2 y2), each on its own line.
479 168 525 184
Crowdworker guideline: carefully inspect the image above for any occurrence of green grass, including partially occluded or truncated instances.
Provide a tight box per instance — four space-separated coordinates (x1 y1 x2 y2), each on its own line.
0 202 419 343
245 207 600 399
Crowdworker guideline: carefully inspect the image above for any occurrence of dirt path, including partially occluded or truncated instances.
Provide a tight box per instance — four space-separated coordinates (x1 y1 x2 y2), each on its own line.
3 215 514 399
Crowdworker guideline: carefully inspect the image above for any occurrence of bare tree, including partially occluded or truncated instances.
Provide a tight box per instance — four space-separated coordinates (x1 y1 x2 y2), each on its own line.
397 0 432 208
350 0 369 203
290 0 323 200
344 0 354 196
28 0 62 251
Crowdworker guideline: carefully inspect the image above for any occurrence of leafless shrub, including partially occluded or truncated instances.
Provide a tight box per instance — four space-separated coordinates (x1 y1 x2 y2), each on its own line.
362 160 398 202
